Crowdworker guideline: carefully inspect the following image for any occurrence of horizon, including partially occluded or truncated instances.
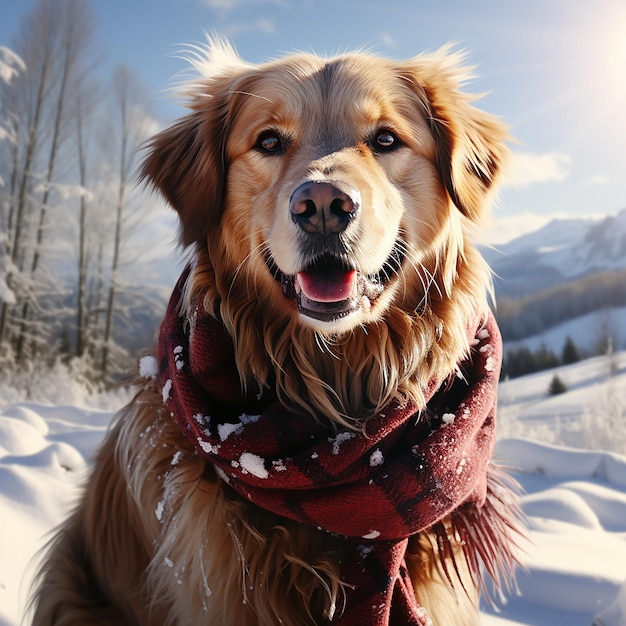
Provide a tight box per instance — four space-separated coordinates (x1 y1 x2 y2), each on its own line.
1 0 625 247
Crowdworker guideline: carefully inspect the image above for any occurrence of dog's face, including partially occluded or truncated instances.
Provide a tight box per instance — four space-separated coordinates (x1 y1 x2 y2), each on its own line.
143 43 507 335
224 54 442 333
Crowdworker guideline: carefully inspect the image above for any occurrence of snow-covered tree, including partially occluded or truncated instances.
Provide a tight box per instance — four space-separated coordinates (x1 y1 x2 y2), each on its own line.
0 46 25 331
0 0 162 382
100 65 156 379
1 0 99 364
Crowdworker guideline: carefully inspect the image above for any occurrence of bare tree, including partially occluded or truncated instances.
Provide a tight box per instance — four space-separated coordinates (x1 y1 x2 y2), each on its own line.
14 0 98 362
0 46 26 321
100 65 155 379
75 92 91 358
0 0 98 363
1 2 165 383
0 5 57 350
29 0 96 278
71 61 102 361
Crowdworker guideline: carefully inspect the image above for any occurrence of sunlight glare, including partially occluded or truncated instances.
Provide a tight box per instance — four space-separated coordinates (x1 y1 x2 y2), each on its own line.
598 8 626 101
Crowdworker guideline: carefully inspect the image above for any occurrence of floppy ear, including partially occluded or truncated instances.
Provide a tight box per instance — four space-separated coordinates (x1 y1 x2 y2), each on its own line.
140 38 253 246
140 105 227 247
404 54 510 222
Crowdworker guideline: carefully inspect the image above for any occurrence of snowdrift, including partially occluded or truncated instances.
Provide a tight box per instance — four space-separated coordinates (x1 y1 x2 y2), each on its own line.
1 354 625 625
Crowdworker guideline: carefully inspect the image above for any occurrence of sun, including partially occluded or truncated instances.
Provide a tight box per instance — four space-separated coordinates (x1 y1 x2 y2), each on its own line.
559 1 626 109
594 5 626 101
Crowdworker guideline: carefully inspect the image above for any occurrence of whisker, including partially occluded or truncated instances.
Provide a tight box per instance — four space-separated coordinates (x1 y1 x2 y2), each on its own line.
394 236 443 307
226 232 272 302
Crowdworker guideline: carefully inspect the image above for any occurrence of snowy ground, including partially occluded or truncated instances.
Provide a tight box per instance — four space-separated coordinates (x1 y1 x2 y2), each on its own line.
1 353 625 626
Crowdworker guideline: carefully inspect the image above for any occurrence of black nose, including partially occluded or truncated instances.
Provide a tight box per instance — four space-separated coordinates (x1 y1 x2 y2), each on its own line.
290 181 360 236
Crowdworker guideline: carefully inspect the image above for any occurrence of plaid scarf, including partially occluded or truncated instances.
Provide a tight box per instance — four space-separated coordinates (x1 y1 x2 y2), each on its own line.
158 269 518 625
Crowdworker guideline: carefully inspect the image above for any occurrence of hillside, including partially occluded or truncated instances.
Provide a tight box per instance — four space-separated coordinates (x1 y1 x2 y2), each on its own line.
503 306 626 357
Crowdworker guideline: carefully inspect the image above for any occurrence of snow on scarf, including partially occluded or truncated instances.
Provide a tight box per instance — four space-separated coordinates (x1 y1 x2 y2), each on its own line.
158 268 519 626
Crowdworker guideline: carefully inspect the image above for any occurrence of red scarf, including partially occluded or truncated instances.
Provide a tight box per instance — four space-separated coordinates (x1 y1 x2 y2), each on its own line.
158 269 519 625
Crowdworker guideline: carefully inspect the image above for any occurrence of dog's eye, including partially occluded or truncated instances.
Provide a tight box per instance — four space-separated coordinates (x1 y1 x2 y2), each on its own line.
372 130 401 152
256 131 285 154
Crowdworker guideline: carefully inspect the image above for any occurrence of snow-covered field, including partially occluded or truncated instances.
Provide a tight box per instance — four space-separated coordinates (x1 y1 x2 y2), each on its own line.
1 353 625 626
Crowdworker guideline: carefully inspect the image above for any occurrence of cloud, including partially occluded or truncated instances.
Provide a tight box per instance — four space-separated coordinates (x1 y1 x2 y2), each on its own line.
480 212 555 246
202 0 285 12
378 32 397 49
505 150 571 188
581 174 610 186
200 0 282 35
223 17 275 37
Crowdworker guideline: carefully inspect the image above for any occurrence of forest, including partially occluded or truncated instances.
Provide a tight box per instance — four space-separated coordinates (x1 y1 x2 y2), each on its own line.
0 0 167 387
497 268 626 342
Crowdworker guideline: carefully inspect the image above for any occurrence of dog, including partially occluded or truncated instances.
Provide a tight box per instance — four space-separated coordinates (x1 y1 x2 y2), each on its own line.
30 41 519 626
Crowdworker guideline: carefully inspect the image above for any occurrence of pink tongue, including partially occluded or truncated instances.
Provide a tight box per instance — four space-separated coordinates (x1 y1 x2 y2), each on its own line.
297 269 357 303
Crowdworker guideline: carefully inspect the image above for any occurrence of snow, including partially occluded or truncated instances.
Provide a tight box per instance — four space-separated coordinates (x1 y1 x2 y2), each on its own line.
218 421 244 441
138 355 158 379
370 449 384 466
442 412 456 425
238 452 268 479
32 182 94 203
362 530 381 540
0 46 25 85
171 450 184 465
483 437 626 626
484 208 626 285
498 352 626 453
1 355 626 625
162 378 172 403
217 413 261 441
0 275 15 305
198 439 219 455
173 345 184 371
0 235 17 305
329 431 356 455
155 499 165 522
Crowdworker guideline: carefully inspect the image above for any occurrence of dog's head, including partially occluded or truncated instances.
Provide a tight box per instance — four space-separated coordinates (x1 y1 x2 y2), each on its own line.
143 41 507 338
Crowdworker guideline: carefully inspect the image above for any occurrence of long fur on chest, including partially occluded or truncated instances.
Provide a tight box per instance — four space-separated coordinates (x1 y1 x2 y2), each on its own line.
32 382 477 626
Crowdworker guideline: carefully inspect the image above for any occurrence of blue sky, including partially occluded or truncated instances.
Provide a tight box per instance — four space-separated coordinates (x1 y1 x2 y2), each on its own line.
2 0 625 243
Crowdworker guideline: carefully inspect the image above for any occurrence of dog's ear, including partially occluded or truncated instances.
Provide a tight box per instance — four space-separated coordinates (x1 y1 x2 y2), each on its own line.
141 107 226 246
402 53 510 222
141 40 252 246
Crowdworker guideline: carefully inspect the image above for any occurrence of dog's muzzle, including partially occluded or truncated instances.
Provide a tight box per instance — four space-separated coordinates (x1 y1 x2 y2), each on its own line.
264 180 404 324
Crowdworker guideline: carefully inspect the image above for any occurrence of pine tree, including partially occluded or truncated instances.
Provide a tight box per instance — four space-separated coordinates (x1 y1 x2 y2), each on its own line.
562 336 581 364
548 374 567 395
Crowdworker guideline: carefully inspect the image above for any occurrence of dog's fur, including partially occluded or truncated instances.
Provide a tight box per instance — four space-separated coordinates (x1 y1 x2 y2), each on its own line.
30 41 509 625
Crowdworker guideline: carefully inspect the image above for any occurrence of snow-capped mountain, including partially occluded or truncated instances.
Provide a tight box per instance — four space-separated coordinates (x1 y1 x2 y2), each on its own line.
483 208 626 298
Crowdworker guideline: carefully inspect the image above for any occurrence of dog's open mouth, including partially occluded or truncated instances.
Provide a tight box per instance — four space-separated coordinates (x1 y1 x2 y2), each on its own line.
265 243 404 322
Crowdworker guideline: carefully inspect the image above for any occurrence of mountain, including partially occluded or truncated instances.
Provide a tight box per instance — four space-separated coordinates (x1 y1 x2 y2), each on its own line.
483 208 626 298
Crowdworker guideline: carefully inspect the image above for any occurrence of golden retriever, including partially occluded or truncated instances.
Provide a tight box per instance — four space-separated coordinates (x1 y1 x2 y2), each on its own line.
30 41 518 626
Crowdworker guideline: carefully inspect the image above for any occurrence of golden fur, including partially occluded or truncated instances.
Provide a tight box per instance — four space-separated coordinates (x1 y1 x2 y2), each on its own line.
30 41 509 625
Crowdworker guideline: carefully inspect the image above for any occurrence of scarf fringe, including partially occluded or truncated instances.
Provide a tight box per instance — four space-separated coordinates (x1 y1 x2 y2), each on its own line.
432 463 524 603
